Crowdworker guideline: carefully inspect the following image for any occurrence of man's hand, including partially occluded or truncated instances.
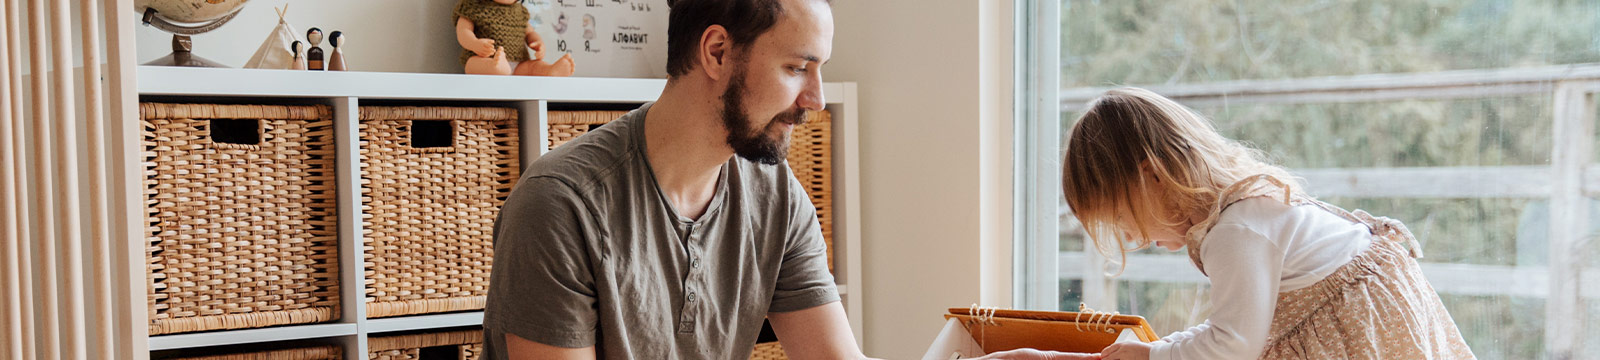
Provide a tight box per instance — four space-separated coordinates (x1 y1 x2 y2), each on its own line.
973 348 1101 360
1100 341 1152 360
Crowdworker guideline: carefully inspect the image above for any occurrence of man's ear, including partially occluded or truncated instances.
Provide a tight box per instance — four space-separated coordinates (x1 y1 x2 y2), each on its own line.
698 25 732 81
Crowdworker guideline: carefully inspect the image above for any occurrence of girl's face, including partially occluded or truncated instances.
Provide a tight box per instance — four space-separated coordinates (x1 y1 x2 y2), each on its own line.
1113 168 1193 252
1115 206 1188 252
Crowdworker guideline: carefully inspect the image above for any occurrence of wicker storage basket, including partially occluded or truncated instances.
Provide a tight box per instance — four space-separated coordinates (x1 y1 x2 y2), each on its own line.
368 329 484 360
141 103 340 335
163 345 344 360
547 110 834 269
750 342 788 360
785 111 833 270
546 110 626 148
359 106 520 318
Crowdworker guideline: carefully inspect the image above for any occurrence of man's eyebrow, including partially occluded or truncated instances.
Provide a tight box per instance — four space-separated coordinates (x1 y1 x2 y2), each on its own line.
795 54 821 63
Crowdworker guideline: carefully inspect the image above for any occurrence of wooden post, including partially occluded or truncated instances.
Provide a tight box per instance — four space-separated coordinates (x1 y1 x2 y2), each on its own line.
1547 81 1595 360
79 0 116 358
47 0 88 358
3 1 33 357
103 0 150 357
26 0 60 357
0 0 19 357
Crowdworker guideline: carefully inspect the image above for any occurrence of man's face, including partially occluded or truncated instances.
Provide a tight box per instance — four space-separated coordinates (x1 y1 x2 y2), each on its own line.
719 0 833 165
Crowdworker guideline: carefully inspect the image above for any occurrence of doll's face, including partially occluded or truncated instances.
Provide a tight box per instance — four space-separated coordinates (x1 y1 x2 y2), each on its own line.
715 0 832 165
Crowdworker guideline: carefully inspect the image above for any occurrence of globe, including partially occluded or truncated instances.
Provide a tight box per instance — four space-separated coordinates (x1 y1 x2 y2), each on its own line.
135 0 249 24
135 0 249 67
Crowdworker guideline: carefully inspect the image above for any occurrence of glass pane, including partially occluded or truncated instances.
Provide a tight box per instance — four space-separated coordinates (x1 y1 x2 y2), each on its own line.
1441 294 1545 359
1587 298 1600 356
1060 0 1600 87
1114 281 1211 336
1058 279 1084 312
1047 0 1600 356
1319 198 1531 266
1058 205 1085 252
1201 97 1554 168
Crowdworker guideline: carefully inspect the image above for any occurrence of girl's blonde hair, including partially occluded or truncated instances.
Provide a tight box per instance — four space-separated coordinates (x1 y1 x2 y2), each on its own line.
1062 87 1303 273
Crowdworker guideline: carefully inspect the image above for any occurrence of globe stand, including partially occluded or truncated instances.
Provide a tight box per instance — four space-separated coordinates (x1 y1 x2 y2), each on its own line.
144 34 227 67
139 7 240 67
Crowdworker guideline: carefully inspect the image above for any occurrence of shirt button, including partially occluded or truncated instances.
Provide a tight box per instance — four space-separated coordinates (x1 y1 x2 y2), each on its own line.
687 292 697 302
691 259 701 268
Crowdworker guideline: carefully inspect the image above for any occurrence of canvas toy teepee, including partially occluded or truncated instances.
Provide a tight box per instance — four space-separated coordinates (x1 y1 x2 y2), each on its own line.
243 6 301 69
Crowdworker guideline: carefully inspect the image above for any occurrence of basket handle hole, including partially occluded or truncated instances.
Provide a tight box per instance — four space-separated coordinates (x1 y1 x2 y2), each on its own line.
209 119 261 145
411 120 456 148
417 345 459 360
587 123 605 132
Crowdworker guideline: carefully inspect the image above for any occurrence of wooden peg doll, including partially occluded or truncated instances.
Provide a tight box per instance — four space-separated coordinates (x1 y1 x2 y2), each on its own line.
328 31 347 71
306 27 325 70
290 40 308 70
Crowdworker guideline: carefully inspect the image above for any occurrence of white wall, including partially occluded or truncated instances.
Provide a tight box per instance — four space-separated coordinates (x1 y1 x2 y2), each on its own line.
134 0 458 73
824 0 1014 358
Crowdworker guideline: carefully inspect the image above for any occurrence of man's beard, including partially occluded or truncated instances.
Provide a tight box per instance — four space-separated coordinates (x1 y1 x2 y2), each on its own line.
720 63 808 166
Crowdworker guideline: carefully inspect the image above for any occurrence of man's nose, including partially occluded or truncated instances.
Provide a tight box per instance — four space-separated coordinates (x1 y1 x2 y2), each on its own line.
797 74 825 112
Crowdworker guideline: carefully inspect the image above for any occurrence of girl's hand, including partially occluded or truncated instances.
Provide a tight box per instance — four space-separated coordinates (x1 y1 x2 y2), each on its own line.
972 348 1101 360
1100 342 1152 360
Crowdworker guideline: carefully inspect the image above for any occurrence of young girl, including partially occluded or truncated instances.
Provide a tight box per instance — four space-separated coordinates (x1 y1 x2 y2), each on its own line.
994 88 1474 360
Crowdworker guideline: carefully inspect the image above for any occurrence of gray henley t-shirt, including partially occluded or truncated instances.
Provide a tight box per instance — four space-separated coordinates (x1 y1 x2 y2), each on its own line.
482 103 839 359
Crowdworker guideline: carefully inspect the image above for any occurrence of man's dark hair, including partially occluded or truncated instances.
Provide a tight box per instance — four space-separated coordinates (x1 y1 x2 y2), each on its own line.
665 0 826 78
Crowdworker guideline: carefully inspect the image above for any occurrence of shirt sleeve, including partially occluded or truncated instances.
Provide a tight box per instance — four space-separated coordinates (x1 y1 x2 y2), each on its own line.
768 172 840 313
1149 224 1280 360
1160 322 1211 343
483 176 600 348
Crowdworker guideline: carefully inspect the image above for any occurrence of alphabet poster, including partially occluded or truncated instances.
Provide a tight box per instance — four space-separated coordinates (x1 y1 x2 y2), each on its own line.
523 0 669 78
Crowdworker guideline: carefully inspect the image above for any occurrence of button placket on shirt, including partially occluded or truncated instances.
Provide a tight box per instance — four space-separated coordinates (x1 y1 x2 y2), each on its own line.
678 222 704 333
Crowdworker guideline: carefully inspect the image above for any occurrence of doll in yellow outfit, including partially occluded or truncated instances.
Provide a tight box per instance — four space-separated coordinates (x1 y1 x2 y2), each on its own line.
455 0 576 76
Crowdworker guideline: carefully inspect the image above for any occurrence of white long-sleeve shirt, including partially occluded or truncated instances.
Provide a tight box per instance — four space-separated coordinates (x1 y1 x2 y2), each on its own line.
1147 197 1374 360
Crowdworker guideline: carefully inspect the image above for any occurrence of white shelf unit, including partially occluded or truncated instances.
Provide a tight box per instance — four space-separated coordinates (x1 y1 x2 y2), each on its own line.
135 66 863 358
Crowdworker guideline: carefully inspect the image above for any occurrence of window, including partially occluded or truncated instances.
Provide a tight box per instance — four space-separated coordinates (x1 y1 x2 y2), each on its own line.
1015 1 1600 358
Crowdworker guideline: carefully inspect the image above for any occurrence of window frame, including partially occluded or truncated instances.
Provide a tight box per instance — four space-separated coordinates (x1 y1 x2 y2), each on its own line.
1014 0 1063 311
